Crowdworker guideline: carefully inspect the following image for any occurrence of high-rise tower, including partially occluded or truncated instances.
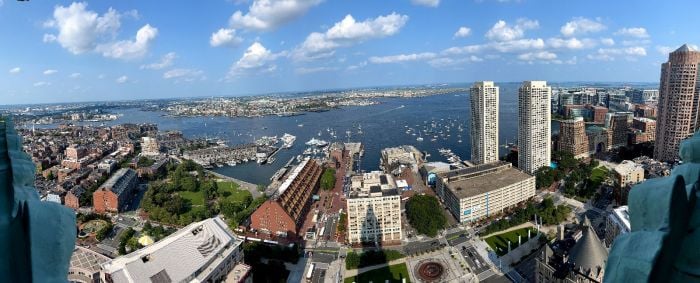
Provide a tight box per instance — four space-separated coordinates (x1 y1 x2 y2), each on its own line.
654 44 700 162
470 81 499 165
518 81 552 174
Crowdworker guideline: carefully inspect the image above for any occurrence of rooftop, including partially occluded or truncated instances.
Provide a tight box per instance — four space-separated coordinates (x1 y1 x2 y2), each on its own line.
611 205 631 232
70 246 111 274
674 44 697 53
614 160 644 175
101 168 136 196
439 162 533 199
276 157 311 196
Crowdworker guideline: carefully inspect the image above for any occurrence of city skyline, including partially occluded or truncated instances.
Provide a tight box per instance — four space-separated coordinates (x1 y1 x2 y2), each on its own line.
1 0 698 104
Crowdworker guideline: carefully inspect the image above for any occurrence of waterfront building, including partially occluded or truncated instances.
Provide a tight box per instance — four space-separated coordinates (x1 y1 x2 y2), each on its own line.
558 117 589 159
435 161 535 223
101 217 244 283
69 246 111 283
518 81 552 174
655 44 700 162
93 168 138 213
629 117 656 144
586 126 610 155
606 112 632 148
250 158 321 238
345 171 402 245
605 206 630 247
470 81 500 165
613 160 645 188
380 145 423 175
562 104 608 124
536 219 608 283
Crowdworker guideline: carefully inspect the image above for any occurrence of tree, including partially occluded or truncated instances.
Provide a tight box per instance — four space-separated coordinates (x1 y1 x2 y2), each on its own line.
95 222 114 241
406 195 446 237
535 167 557 189
320 168 336 191
137 156 155 167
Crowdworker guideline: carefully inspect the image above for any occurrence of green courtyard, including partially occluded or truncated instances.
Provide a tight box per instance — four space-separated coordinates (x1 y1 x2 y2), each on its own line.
344 263 411 283
484 227 538 256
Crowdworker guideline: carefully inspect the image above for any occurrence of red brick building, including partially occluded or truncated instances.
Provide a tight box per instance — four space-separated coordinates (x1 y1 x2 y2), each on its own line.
64 186 84 210
93 168 138 213
629 117 656 144
250 158 321 238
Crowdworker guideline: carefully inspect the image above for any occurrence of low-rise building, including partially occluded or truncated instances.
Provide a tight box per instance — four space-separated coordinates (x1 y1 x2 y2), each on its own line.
141 136 160 156
380 145 423 175
93 168 138 213
435 161 535 223
605 206 630 247
64 186 85 210
346 171 402 245
69 246 111 283
613 160 644 188
629 117 656 144
101 217 244 283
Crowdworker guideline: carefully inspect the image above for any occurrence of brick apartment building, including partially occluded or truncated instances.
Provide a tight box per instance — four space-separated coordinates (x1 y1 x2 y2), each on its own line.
93 168 138 213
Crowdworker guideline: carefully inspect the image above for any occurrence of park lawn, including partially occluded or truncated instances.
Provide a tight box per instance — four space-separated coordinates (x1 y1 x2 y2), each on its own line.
344 263 411 283
216 181 252 203
484 227 538 256
178 191 205 206
590 167 608 186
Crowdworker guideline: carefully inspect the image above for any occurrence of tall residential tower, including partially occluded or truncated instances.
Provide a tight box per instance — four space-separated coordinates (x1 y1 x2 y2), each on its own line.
518 81 552 174
470 81 499 165
654 44 700 162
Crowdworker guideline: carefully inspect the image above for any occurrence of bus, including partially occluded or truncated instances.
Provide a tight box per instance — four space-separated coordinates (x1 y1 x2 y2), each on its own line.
306 263 315 282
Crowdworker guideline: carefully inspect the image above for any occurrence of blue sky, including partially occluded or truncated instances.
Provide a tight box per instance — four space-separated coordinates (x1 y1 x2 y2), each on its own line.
1 0 698 104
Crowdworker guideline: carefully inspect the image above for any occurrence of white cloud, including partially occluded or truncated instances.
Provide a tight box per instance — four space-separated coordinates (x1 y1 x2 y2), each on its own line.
9 67 20 74
453 27 471 38
163 68 205 82
97 24 158 60
70 72 81 78
560 17 605 37
210 28 243 48
34 81 51 87
346 61 367 71
116 75 128 83
229 0 323 31
141 52 177 70
601 38 615 46
518 51 557 61
369 52 437 64
587 46 647 61
427 56 483 68
293 13 409 61
411 0 440 7
615 27 650 38
228 42 284 78
485 18 538 41
621 39 651 46
656 45 674 55
295 66 338 74
441 38 545 55
547 37 596 49
43 69 58 75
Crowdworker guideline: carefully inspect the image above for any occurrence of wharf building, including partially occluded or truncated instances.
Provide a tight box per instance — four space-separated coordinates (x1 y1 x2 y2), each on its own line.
655 44 700 162
93 168 138 213
558 117 589 159
434 161 535 223
379 145 423 175
250 158 321 238
518 81 552 174
469 81 500 165
101 217 245 283
346 171 402 245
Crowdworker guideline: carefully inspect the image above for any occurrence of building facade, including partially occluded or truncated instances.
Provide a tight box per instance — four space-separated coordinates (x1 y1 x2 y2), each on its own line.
558 117 589 159
655 44 700 162
629 117 656 144
605 206 630 247
470 81 500 165
141 136 160 156
606 113 631 148
346 171 402 245
435 162 535 223
518 81 552 174
613 160 645 188
93 168 138 213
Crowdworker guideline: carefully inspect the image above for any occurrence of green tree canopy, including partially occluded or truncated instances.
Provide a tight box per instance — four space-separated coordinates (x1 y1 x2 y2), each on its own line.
406 195 446 237
320 168 336 191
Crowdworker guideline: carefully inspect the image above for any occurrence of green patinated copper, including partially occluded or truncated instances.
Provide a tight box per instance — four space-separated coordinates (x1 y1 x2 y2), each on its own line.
605 132 700 282
0 118 76 282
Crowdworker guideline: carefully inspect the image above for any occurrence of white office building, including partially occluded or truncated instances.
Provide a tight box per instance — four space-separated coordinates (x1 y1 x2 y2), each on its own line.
518 81 552 174
346 171 402 245
470 81 500 165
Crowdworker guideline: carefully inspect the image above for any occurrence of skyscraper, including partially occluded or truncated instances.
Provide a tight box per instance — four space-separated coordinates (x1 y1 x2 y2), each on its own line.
518 81 552 174
655 44 700 162
470 81 499 165
558 117 589 159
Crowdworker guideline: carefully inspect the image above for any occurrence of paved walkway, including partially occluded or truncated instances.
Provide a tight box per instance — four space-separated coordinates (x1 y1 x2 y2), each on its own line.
480 222 535 239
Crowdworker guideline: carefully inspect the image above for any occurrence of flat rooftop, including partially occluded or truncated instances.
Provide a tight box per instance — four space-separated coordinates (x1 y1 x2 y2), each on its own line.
440 162 533 199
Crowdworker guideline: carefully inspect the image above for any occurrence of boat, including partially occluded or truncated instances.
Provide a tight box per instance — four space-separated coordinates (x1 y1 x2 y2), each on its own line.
416 137 424 142
281 133 296 149
298 124 304 127
305 138 329 147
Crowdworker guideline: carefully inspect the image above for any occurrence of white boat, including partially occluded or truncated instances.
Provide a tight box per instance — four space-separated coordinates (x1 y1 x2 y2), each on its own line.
298 124 304 127
281 133 296 149
305 138 329 147
416 137 423 141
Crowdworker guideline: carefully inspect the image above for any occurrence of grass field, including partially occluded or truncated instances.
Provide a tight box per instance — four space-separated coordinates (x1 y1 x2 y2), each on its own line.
216 181 252 203
82 219 108 234
344 263 411 283
178 191 205 206
590 167 608 186
484 227 538 256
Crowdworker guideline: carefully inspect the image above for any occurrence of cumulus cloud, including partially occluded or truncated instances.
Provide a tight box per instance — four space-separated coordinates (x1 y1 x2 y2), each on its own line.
229 0 323 31
485 18 538 41
411 0 440 7
293 13 409 61
228 42 285 78
601 38 615 46
587 47 647 61
43 69 58 75
141 52 177 70
346 61 367 71
518 51 557 61
210 28 244 48
547 37 597 49
453 27 471 38
615 27 650 38
44 2 157 60
295 66 338 74
560 17 605 37
163 68 205 82
369 52 437 64
96 24 158 60
116 75 128 83
9 67 20 74
427 56 483 68
34 81 51 87
70 72 81 78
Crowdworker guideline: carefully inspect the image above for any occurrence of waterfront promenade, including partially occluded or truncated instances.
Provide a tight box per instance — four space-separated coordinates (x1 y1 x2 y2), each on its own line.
206 169 263 198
